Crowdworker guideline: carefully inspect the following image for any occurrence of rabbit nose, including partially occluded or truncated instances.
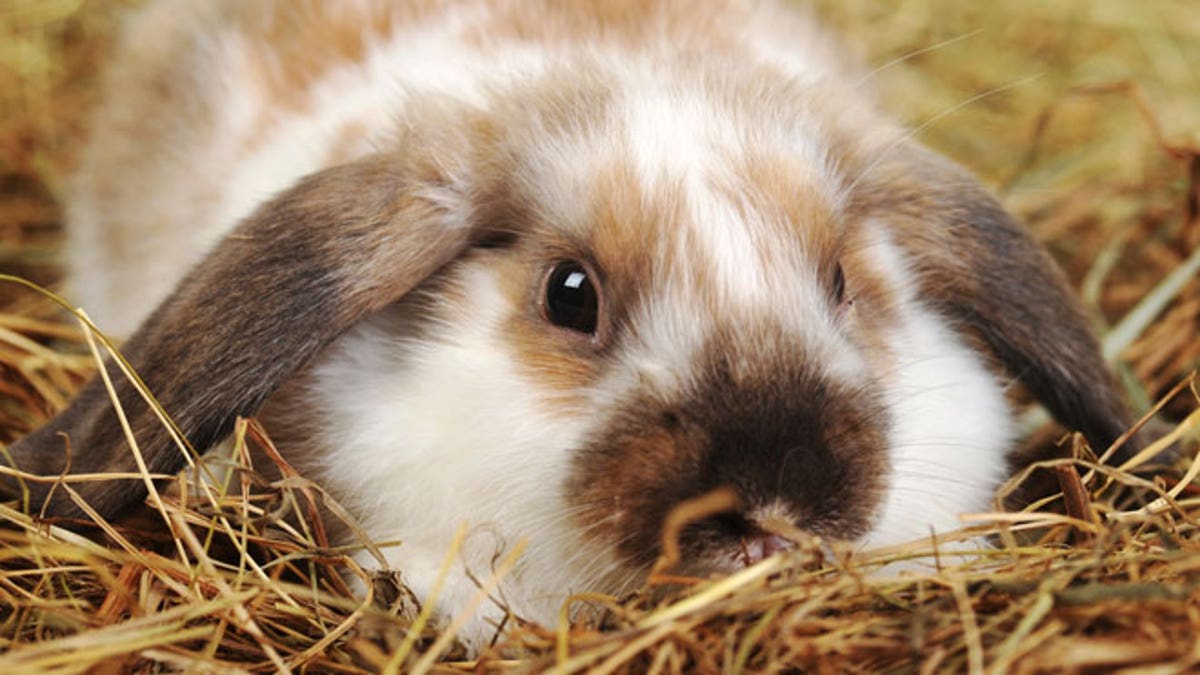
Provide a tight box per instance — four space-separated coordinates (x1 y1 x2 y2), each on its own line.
738 531 794 566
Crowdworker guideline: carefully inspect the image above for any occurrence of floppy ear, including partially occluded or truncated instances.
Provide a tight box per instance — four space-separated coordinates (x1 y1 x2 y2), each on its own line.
853 143 1137 459
1 148 492 519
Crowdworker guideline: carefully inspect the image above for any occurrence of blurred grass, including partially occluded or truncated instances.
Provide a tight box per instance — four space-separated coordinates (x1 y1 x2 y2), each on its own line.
0 0 136 308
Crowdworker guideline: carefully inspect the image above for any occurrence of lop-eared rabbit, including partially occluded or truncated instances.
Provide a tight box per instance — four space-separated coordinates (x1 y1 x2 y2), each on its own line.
2 0 1136 650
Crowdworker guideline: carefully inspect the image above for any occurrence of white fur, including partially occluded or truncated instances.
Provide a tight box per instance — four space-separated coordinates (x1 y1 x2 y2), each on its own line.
306 262 629 648
856 225 1012 547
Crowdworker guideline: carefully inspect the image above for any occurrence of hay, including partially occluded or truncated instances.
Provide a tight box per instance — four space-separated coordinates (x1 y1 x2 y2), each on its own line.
1 1 1198 672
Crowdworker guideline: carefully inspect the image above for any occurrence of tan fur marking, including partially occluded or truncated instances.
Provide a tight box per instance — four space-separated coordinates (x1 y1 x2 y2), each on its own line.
232 1 441 112
475 0 745 52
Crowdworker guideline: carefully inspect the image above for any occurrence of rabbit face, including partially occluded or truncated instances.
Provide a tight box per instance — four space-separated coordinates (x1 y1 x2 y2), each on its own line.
268 62 1013 634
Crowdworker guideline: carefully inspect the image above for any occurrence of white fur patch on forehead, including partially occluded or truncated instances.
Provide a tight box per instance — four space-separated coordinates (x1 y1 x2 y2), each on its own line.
615 69 848 298
617 72 843 194
621 85 717 191
512 129 617 236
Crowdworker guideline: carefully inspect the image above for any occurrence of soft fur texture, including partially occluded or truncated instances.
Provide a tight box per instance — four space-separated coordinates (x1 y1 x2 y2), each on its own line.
3 0 1136 652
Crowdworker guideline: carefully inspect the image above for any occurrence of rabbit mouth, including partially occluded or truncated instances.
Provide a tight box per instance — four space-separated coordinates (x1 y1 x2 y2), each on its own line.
727 500 806 567
647 496 826 576
732 531 796 567
705 524 800 572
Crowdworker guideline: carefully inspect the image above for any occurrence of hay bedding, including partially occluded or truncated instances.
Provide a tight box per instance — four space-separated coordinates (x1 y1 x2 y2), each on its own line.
1 1 1198 672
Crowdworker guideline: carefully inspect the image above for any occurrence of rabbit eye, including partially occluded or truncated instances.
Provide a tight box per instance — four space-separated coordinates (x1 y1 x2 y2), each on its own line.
831 262 847 306
543 261 600 335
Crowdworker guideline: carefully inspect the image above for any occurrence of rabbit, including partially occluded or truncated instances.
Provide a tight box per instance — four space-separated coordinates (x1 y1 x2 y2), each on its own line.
2 0 1139 652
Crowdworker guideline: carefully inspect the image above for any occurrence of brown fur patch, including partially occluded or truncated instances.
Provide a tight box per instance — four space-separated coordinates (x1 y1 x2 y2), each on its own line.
568 332 889 570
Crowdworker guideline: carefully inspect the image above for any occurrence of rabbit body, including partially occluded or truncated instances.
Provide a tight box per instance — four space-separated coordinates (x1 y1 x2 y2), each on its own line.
19 0 1131 651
